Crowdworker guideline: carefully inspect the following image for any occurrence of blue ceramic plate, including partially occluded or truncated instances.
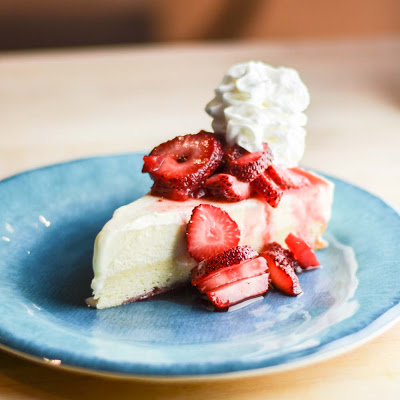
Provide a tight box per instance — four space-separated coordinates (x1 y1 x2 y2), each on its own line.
1 154 400 379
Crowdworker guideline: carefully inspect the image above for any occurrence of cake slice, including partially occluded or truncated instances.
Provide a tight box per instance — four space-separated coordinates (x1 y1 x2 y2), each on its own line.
90 61 334 310
91 168 333 309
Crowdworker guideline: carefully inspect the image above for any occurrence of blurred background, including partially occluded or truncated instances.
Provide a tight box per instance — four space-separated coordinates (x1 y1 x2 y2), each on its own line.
1 0 400 50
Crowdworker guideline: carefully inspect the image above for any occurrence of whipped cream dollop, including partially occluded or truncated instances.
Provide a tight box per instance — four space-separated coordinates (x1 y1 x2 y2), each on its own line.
206 61 310 167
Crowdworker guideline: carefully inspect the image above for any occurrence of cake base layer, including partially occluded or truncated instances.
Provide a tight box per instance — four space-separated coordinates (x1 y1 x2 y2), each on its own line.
123 281 186 304
91 169 334 309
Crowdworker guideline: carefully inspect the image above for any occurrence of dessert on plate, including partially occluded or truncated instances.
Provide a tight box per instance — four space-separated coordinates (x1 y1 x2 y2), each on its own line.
89 61 334 310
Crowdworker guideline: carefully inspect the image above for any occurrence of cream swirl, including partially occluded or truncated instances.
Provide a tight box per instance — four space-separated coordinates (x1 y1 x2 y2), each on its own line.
206 61 310 167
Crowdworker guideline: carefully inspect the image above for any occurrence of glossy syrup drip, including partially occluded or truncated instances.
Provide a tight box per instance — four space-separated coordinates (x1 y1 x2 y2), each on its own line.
200 294 266 312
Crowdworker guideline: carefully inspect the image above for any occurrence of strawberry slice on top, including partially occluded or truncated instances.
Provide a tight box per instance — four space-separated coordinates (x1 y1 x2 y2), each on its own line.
186 204 241 262
251 171 283 208
285 233 320 269
222 144 246 164
142 131 223 200
204 173 251 202
225 144 273 182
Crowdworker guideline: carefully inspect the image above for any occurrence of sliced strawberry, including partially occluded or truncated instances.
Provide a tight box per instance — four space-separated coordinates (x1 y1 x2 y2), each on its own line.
142 131 223 200
150 181 192 201
186 204 241 262
267 165 310 190
197 256 268 293
260 242 302 296
285 233 320 269
142 155 164 173
222 144 246 164
204 173 251 202
225 144 273 182
251 172 283 207
206 273 270 309
193 186 207 199
191 245 258 285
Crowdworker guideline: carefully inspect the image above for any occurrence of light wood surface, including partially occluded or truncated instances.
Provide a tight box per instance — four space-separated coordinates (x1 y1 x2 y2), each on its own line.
0 37 400 399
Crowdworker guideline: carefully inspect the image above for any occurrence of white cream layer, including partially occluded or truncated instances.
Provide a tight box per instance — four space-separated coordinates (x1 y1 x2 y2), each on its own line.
91 170 333 309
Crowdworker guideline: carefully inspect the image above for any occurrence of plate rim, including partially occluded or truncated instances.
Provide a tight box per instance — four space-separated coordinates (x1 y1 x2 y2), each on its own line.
1 309 399 382
1 153 400 380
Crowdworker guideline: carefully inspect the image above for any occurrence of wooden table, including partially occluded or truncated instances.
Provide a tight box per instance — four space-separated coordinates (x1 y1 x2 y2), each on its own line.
1 37 399 399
